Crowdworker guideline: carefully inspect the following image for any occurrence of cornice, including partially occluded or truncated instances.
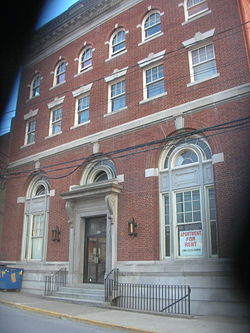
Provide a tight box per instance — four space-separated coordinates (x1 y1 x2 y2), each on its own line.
25 0 142 64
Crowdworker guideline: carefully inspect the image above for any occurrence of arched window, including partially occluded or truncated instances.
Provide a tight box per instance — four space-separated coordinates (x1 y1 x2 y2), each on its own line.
54 61 66 85
111 29 126 56
22 177 50 261
30 74 41 98
143 11 161 40
81 159 116 185
159 137 217 259
94 171 108 182
80 47 93 72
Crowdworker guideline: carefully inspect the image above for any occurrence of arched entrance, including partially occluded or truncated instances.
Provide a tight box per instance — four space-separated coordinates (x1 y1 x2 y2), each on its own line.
60 158 122 284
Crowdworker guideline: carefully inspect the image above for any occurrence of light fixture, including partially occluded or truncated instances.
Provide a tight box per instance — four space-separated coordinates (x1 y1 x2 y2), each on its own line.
128 218 137 237
52 226 61 242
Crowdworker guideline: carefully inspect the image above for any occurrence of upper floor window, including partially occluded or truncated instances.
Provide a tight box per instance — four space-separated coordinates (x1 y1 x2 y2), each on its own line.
144 12 161 39
145 63 165 99
110 79 126 113
185 0 209 20
77 95 90 124
30 74 41 98
50 107 62 135
111 29 126 56
189 43 217 82
80 47 93 72
55 61 66 85
25 118 36 145
174 149 198 166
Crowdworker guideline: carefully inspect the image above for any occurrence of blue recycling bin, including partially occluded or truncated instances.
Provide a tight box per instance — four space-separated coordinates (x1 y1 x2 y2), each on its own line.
0 267 24 291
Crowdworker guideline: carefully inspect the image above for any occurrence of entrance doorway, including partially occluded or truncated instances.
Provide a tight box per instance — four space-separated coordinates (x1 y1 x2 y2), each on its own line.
84 216 106 283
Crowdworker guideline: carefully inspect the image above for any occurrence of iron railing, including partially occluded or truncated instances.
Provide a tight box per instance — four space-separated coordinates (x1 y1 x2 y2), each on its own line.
105 270 191 315
44 268 67 296
104 268 119 302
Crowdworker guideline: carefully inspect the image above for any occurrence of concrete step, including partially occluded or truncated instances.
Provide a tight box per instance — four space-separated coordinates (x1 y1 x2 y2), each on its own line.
46 295 108 307
48 283 106 306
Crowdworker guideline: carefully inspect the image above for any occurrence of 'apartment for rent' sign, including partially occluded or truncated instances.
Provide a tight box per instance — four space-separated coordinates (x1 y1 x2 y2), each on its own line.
179 230 202 256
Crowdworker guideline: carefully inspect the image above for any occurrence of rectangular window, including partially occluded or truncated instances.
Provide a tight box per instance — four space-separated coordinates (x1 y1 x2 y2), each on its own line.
164 194 170 257
51 107 62 135
145 64 164 98
26 119 36 144
176 189 203 257
77 95 90 124
110 80 126 112
24 214 45 260
187 0 209 19
190 44 217 82
207 186 217 255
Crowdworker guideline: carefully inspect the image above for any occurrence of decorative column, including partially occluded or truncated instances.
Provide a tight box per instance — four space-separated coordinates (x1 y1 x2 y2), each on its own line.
65 200 75 284
105 193 118 274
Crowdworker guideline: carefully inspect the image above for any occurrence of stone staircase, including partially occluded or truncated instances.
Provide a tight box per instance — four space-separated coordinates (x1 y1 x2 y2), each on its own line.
45 283 107 307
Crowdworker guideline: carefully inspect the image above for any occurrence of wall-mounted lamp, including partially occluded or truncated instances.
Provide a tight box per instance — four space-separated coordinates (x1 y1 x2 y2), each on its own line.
128 218 137 237
52 226 61 242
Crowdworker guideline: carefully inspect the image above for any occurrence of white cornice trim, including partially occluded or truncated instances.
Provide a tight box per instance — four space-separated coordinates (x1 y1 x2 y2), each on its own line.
72 83 93 97
138 50 166 68
24 108 39 120
47 96 65 109
8 83 250 169
26 0 144 67
104 67 128 82
182 28 215 48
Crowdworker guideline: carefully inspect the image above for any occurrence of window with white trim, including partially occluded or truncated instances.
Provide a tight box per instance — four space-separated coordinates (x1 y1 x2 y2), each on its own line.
111 29 126 56
109 79 126 113
76 95 90 125
160 137 217 259
144 63 165 99
22 178 50 261
50 107 62 135
189 43 217 82
79 47 93 72
25 118 36 145
143 11 161 40
30 74 41 98
54 61 66 85
186 0 209 19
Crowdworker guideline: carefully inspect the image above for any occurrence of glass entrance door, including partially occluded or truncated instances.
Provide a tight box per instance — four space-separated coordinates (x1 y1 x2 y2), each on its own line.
84 216 106 283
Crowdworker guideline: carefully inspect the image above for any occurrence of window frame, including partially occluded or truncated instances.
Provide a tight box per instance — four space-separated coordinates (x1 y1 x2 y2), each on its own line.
30 74 41 99
141 10 163 43
75 94 90 126
49 106 62 136
188 42 218 84
54 61 67 86
22 178 50 261
185 0 209 20
25 118 36 145
108 78 126 114
160 140 217 260
110 29 126 57
79 47 93 72
143 62 165 100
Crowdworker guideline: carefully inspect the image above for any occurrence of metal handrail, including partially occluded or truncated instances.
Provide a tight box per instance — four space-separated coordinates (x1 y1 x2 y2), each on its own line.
44 268 67 296
109 282 191 315
104 268 119 302
160 286 191 314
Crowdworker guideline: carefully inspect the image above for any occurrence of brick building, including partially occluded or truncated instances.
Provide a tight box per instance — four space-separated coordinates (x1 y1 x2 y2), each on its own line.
0 0 250 316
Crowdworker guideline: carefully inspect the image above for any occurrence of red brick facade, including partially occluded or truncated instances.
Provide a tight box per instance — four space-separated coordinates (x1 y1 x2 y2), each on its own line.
0 1 250 306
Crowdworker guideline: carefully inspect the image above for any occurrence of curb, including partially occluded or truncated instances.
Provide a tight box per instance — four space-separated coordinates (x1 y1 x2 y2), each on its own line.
0 299 158 333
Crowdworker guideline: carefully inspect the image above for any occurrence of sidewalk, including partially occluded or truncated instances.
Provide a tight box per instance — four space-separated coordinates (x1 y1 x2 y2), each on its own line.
0 291 249 333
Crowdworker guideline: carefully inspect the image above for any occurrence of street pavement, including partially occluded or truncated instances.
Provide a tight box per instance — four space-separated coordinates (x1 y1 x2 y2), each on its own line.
0 291 250 333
